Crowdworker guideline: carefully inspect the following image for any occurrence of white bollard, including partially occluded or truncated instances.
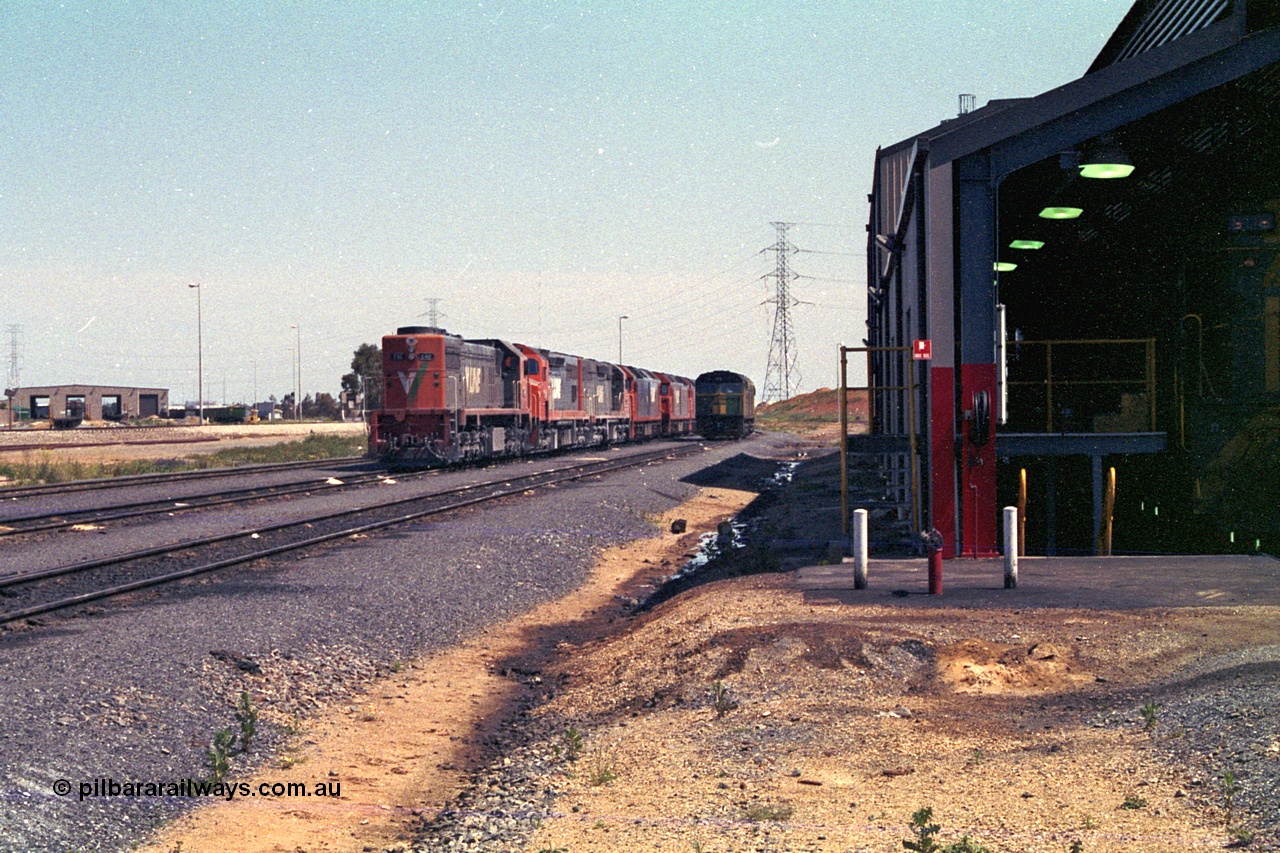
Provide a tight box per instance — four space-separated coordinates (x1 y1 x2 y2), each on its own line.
1003 506 1019 589
853 508 869 589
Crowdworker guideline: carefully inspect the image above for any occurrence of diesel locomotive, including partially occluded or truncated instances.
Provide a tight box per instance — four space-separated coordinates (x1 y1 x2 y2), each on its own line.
694 371 756 439
369 326 698 467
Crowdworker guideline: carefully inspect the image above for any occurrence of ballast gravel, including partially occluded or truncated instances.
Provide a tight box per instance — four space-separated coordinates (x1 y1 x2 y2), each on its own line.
0 438 779 853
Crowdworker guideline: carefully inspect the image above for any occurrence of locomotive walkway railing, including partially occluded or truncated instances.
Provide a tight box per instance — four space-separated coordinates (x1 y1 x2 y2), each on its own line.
1004 338 1157 433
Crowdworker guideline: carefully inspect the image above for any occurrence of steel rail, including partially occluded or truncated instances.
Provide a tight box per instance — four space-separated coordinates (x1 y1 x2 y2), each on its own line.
0 444 701 624
0 468 432 537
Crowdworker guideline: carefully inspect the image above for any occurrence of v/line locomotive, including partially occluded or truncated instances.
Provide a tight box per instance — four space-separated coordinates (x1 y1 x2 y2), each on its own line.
369 326 700 468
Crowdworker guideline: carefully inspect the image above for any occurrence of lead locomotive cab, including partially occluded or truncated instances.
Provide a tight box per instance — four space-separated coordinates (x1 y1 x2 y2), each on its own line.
695 371 756 439
370 326 532 467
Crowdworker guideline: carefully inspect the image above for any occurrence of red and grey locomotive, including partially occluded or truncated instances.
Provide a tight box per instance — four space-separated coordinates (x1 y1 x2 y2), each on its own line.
369 326 697 467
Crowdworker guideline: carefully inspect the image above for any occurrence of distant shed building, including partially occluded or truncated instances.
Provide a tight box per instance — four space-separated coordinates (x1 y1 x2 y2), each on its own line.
12 386 169 421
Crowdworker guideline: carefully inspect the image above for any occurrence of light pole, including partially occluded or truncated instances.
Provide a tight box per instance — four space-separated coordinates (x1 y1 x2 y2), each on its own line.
291 324 301 421
188 283 203 424
618 315 629 363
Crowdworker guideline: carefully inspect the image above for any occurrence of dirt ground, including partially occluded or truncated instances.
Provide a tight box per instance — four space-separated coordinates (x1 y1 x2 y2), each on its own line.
83 427 1280 851
139 487 758 853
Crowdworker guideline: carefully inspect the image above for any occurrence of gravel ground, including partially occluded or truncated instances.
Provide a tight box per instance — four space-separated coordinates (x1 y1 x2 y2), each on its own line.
0 435 786 853
1092 642 1280 847
398 441 1280 853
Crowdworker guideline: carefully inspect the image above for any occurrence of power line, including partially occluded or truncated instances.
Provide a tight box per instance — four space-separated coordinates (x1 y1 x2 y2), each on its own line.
789 221 857 229
797 248 865 257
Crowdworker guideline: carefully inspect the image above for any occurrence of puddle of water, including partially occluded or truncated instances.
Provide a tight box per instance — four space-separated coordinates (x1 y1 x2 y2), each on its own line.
763 460 800 488
668 458 796 581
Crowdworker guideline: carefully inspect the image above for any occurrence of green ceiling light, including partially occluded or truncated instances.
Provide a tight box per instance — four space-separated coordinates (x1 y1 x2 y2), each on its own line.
1009 239 1045 250
1040 206 1083 219
1080 160 1135 179
994 261 1017 272
1079 140 1134 179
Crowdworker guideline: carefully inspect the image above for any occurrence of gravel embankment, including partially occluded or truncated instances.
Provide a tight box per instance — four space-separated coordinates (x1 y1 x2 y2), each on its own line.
0 436 784 853
1092 644 1280 848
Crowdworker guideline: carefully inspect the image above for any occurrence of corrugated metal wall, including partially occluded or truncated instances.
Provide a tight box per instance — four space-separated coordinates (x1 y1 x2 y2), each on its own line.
1101 0 1233 68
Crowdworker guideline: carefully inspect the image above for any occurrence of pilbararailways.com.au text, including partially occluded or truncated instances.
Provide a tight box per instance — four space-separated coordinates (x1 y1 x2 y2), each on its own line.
55 777 341 802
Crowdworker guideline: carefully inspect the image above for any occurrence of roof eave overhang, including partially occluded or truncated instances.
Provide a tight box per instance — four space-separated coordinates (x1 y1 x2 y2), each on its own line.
920 19 1280 178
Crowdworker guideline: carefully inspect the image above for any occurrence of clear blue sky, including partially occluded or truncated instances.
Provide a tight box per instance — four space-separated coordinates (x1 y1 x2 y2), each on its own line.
0 1 1131 405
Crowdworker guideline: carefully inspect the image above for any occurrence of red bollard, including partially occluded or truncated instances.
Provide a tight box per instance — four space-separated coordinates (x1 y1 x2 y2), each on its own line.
928 549 943 595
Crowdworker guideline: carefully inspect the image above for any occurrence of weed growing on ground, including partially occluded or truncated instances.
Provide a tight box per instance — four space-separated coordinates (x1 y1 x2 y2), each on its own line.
207 727 237 783
585 748 618 787
235 691 257 752
1221 771 1255 847
711 680 738 718
1223 770 1240 824
1069 842 1084 853
903 807 942 853
902 808 994 853
561 726 584 762
1139 701 1161 732
1121 794 1147 810
744 802 793 823
1227 825 1256 848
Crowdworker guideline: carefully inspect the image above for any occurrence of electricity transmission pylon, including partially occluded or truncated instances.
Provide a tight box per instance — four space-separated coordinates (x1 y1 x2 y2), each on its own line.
421 298 445 329
762 222 801 402
6 325 20 390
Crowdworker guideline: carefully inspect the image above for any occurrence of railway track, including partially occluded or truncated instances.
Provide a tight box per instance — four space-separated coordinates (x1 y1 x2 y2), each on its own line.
0 455 368 499
0 464 423 537
0 444 702 625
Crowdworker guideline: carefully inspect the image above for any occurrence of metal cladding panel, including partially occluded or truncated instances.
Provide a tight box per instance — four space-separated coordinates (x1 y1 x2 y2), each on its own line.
627 368 661 419
456 342 507 410
874 146 914 280
546 352 580 412
671 376 695 419
926 162 955 370
580 359 616 417
1092 0 1234 71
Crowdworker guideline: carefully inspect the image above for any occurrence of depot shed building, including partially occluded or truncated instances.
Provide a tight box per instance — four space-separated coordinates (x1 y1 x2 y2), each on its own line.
10 385 168 421
865 1 1280 558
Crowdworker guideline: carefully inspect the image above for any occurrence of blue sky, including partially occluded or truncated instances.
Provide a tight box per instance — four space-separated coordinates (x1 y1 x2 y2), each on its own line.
0 1 1131 405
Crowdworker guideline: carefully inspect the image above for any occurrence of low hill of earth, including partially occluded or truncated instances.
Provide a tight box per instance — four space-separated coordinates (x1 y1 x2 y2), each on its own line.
756 387 868 434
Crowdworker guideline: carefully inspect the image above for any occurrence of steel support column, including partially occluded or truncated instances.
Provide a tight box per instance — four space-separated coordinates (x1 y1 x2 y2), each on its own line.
955 153 999 557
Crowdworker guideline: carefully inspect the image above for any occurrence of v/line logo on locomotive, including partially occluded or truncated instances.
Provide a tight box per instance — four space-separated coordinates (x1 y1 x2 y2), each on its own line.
368 326 756 468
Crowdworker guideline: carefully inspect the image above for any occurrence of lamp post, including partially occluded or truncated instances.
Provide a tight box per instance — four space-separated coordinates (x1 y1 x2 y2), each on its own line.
188 283 203 424
290 324 301 421
618 315 629 363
